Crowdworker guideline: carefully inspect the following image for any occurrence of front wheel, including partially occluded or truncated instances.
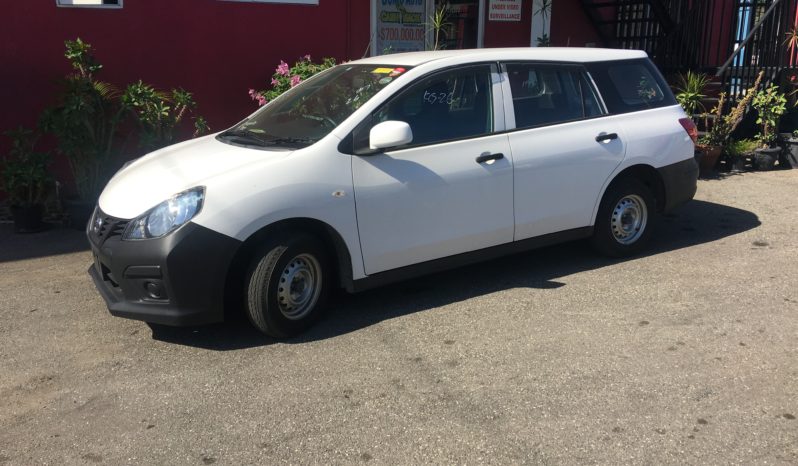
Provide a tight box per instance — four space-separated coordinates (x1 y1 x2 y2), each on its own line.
245 234 330 338
590 178 656 257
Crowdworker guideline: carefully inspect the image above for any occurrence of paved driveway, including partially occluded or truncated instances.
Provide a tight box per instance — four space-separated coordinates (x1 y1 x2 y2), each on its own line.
1 171 796 464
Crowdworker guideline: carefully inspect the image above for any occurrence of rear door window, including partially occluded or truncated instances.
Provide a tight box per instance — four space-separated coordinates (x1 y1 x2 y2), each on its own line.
505 64 604 129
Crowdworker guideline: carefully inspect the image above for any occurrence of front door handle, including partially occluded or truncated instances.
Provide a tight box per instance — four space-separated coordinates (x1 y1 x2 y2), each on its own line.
476 152 504 164
595 133 618 143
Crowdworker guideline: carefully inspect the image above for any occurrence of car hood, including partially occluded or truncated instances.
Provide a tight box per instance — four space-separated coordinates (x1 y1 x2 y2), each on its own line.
99 134 291 219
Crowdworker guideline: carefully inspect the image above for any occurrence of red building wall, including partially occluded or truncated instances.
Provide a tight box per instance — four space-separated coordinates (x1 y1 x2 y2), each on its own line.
483 0 533 47
1 0 370 143
550 0 602 47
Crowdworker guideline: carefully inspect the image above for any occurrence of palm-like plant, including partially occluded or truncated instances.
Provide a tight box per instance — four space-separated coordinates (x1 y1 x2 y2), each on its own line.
674 71 710 118
429 3 452 51
784 28 798 66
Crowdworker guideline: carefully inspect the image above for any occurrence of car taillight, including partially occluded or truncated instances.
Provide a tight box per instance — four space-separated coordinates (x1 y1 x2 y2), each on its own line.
679 118 698 144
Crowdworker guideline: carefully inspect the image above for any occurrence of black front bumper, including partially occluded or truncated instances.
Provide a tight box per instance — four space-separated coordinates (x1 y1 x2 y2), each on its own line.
87 217 241 326
658 156 698 213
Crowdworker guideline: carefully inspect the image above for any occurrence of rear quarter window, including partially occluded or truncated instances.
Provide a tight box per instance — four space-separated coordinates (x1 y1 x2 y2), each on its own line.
587 58 676 114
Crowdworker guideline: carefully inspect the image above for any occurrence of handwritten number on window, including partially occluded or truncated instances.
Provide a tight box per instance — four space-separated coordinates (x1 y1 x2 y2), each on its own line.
423 90 454 105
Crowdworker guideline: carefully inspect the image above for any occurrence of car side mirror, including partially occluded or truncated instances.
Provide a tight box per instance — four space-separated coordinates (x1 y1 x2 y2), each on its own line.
369 121 413 150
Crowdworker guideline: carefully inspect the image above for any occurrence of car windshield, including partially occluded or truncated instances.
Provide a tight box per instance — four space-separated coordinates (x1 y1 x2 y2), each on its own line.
219 64 411 149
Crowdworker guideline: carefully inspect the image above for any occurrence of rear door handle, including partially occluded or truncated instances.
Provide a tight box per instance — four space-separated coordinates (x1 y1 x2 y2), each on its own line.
476 152 504 164
595 133 618 143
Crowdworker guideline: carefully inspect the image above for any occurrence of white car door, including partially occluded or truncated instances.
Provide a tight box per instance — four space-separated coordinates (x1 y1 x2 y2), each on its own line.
351 64 514 275
503 63 627 240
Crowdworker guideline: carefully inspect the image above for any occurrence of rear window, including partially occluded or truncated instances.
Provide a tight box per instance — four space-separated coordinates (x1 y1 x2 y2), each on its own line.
586 58 676 114
607 64 665 106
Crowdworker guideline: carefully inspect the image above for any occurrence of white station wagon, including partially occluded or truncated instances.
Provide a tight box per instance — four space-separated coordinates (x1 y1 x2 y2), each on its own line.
88 48 698 337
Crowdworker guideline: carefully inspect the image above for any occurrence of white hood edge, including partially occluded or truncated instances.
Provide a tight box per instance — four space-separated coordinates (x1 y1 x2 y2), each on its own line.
98 134 291 219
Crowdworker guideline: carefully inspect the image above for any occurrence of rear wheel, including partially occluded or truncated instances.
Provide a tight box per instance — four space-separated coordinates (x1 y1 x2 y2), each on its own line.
591 178 656 257
245 234 329 338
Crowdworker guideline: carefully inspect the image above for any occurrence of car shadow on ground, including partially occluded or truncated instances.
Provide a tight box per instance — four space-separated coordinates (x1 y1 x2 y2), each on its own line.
149 199 761 350
0 223 89 263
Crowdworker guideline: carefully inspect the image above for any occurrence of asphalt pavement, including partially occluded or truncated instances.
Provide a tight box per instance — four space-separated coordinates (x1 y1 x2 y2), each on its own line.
0 170 796 464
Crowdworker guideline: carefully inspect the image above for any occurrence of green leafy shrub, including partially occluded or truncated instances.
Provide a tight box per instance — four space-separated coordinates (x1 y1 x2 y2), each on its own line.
1 128 51 207
726 139 760 159
752 84 787 147
121 81 209 152
39 38 125 202
39 38 208 201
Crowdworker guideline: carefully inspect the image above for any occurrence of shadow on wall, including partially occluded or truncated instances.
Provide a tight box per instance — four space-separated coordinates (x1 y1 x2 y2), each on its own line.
148 199 761 351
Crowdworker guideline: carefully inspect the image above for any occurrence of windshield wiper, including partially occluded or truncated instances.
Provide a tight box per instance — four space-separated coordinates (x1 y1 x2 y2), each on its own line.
218 129 269 146
262 136 316 146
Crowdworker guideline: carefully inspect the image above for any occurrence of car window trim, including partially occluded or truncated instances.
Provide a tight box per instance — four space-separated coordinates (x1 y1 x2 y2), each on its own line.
343 62 500 156
583 58 677 114
500 61 608 132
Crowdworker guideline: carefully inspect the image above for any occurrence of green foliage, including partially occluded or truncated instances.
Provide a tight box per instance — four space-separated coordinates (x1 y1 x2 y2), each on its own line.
121 82 208 151
674 71 710 117
252 56 336 106
725 138 760 159
702 71 765 148
429 3 452 51
752 84 787 147
1 128 51 207
39 39 125 202
38 38 208 201
536 34 551 47
65 37 102 78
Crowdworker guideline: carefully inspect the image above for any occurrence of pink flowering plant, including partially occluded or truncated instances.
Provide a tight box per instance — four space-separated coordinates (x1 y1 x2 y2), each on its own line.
249 55 336 106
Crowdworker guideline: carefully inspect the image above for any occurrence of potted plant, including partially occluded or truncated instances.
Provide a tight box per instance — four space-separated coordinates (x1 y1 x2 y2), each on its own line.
751 83 787 170
1 128 51 233
695 92 726 173
725 138 759 172
674 70 710 120
697 71 765 173
781 129 798 168
39 39 126 227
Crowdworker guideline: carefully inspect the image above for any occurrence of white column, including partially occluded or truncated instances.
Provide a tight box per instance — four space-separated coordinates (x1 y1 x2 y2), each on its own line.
530 0 552 47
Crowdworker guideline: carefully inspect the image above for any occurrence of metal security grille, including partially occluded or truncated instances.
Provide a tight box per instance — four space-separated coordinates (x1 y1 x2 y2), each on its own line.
581 0 796 102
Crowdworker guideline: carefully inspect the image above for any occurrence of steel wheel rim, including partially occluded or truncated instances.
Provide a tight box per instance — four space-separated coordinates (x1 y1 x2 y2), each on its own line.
276 253 322 320
610 194 647 245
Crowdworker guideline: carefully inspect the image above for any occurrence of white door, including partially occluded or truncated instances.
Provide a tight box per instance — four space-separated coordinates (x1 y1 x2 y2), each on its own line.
502 63 627 240
352 65 514 274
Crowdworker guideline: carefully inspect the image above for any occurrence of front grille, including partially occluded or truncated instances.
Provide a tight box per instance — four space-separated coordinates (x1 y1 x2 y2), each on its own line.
93 209 129 242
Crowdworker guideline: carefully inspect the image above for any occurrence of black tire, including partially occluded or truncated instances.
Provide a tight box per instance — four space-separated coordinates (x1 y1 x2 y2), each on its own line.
245 233 330 338
590 178 657 257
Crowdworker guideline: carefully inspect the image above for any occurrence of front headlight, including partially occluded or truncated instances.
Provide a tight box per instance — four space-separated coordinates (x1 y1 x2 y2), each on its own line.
122 187 205 240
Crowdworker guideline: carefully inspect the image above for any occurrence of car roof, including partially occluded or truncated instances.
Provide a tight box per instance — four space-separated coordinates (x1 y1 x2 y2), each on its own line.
351 47 648 67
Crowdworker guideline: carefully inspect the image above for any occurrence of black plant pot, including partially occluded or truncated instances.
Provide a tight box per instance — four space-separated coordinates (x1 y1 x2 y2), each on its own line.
10 204 45 233
731 155 749 172
62 198 95 230
753 147 781 171
782 138 798 169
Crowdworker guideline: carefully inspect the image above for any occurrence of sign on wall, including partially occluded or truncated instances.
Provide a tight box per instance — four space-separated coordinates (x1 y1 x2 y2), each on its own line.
488 0 521 21
374 0 429 54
